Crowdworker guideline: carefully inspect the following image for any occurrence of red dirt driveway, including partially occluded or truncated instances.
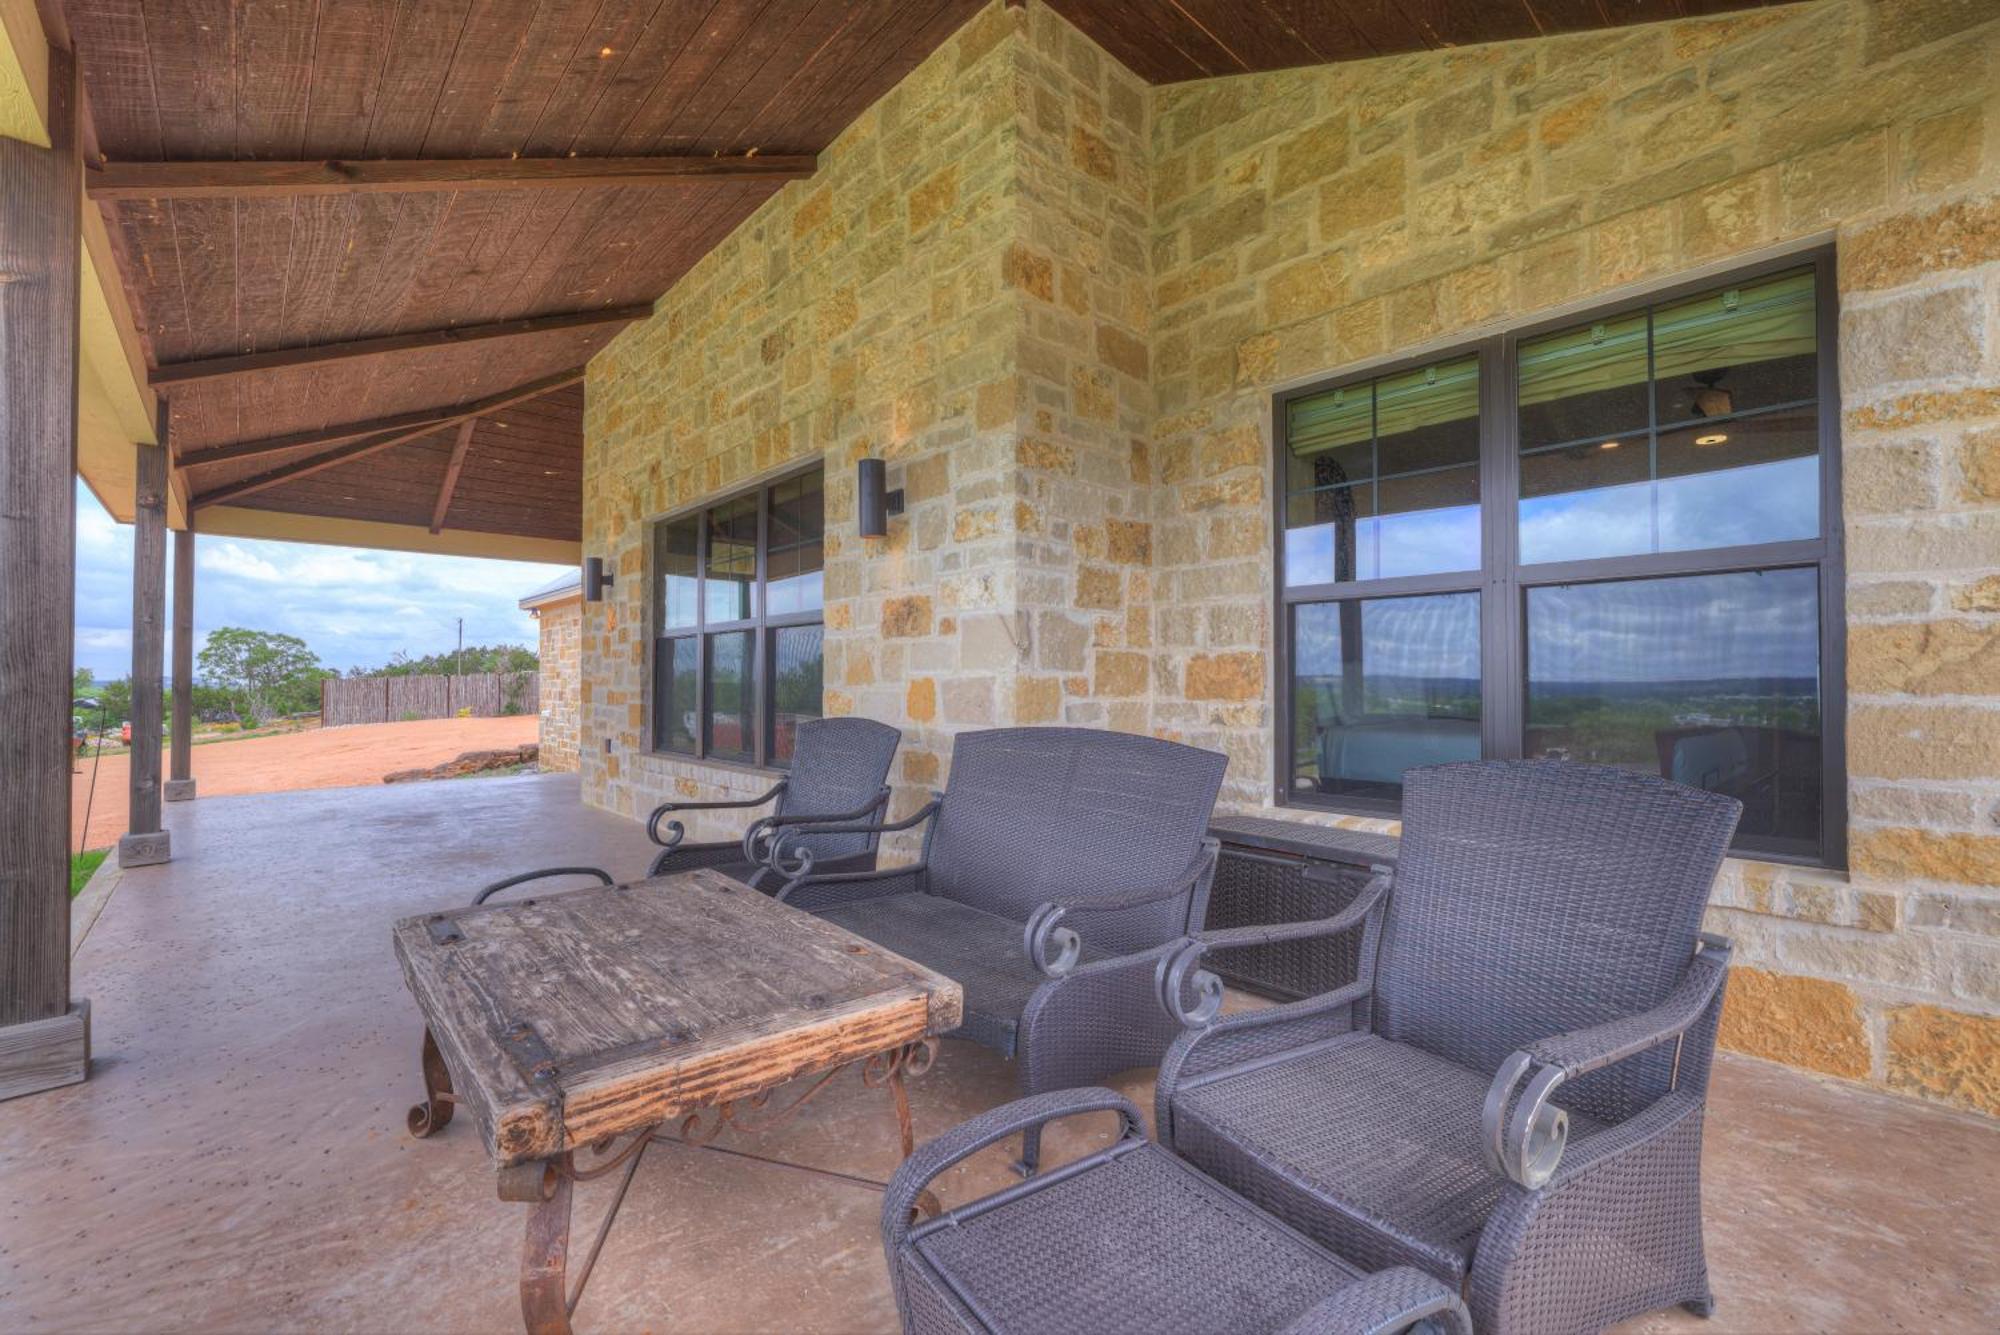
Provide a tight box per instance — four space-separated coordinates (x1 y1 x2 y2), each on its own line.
71 716 540 851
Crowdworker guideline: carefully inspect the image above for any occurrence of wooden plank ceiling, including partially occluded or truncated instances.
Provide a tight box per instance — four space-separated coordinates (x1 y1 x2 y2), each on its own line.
65 0 984 545
1045 1 1774 84
66 0 1766 550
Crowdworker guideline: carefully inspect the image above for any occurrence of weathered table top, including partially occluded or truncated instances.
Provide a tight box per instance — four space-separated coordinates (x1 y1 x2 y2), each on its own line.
392 868 963 1166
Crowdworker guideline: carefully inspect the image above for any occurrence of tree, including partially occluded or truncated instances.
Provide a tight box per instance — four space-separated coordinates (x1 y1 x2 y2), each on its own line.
197 627 330 725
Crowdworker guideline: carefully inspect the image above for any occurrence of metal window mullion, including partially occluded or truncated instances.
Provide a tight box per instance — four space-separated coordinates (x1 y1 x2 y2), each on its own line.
1815 250 1848 870
1481 335 1524 761
695 509 709 760
1646 298 1661 555
1280 570 1483 604
1514 539 1826 588
753 482 770 768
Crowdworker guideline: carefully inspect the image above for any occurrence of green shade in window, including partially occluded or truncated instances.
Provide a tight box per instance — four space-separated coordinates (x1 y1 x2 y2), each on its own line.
1287 355 1479 457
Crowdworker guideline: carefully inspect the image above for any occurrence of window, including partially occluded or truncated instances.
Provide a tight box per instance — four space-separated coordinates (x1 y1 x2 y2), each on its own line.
651 466 824 767
1275 254 1843 864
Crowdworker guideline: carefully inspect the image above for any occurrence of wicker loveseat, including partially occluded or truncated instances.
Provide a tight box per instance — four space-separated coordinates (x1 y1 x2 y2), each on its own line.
769 726 1226 1173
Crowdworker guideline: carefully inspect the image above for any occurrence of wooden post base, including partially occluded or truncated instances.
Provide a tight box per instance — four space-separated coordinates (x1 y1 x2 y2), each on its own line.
117 831 171 866
0 1000 90 1101
164 779 197 801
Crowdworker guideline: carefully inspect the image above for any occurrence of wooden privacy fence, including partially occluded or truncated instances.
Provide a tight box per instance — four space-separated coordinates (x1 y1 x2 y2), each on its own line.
321 672 540 727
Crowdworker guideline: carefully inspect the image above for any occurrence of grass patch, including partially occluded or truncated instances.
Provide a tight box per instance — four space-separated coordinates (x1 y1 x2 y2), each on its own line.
71 848 109 898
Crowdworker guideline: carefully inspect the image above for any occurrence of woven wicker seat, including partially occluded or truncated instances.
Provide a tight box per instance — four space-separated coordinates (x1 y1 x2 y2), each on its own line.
882 1088 1471 1335
770 727 1226 1171
1172 1032 1604 1281
817 894 1098 1057
1155 761 1742 1335
468 717 900 905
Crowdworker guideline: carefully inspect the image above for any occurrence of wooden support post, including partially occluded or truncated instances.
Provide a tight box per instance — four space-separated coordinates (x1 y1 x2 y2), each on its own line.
0 43 90 1099
118 410 170 867
165 526 196 801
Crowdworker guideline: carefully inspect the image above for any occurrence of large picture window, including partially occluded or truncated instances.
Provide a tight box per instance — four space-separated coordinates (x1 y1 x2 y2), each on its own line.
1275 253 1843 865
652 466 824 768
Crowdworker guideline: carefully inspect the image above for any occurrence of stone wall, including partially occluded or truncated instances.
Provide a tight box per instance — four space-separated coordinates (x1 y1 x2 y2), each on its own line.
582 0 2000 1116
583 3 1081 835
1145 0 2000 1117
534 595 581 774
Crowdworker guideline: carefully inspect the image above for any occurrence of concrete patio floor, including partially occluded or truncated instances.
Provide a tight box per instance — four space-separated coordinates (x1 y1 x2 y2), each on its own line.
2 773 1994 1333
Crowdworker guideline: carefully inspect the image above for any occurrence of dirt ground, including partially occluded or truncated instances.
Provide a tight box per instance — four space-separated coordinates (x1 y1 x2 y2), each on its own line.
70 715 540 851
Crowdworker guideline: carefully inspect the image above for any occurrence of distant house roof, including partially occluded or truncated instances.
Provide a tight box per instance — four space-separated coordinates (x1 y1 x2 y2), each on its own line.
519 570 582 610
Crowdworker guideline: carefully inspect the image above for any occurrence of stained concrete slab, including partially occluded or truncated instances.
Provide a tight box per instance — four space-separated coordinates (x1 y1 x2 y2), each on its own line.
1 773 1994 1332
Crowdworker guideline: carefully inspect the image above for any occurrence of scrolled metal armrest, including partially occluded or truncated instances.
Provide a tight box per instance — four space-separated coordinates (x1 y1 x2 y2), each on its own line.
740 786 892 869
1030 839 1222 918
1190 867 1392 955
644 780 786 851
1023 904 1083 978
1153 937 1226 1026
471 865 615 906
1481 934 1732 1189
767 796 941 885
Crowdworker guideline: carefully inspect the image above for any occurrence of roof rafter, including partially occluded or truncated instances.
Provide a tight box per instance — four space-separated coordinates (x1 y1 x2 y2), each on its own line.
430 420 478 535
87 154 816 200
149 306 652 388
174 368 583 470
188 369 583 510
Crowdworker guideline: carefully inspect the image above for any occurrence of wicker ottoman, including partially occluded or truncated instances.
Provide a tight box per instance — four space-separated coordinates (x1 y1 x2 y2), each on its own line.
882 1088 1470 1335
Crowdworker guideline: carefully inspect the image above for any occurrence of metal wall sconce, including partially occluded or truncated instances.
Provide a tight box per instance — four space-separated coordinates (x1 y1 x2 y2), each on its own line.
583 555 616 602
857 458 904 539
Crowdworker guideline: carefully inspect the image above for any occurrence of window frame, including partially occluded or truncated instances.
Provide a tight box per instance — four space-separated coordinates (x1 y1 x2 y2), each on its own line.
1270 247 1846 867
647 462 825 771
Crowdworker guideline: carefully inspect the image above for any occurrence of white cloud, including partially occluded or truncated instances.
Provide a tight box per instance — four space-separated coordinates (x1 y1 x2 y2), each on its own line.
72 482 571 682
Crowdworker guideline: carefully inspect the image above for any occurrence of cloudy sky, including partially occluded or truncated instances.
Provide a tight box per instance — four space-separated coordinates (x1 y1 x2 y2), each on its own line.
74 481 572 683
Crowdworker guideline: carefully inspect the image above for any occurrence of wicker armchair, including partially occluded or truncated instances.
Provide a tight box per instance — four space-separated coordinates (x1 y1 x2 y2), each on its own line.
882 1087 1471 1335
641 715 901 884
469 716 899 905
769 727 1226 1173
1152 761 1742 1335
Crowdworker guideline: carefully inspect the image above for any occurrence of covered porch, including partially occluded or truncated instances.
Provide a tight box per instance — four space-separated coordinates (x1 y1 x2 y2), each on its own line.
5 776 1994 1332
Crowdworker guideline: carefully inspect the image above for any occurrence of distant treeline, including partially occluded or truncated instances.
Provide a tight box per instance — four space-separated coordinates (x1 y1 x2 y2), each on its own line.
348 644 538 678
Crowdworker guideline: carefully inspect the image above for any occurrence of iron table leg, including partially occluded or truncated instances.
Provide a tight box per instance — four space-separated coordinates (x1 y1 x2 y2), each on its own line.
407 1028 456 1138
501 1157 574 1335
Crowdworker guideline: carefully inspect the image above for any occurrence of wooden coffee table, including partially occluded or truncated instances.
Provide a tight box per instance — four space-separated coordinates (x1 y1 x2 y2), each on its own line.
392 867 963 1334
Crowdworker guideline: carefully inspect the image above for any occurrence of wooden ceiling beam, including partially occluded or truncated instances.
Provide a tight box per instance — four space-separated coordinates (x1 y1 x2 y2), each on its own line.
188 368 583 509
174 368 583 470
430 419 478 535
150 306 651 387
87 154 816 200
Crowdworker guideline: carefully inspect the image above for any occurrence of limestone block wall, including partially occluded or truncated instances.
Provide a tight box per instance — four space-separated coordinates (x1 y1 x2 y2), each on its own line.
534 596 581 773
1144 0 2000 1116
582 0 2000 1116
581 4 1151 841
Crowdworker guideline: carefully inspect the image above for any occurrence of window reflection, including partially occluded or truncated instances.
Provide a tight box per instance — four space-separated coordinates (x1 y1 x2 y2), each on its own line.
707 630 755 761
1517 269 1819 565
766 470 825 616
1285 356 1480 585
653 637 698 755
1292 592 1481 803
655 517 700 630
770 625 824 763
1526 569 1822 856
705 494 758 622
